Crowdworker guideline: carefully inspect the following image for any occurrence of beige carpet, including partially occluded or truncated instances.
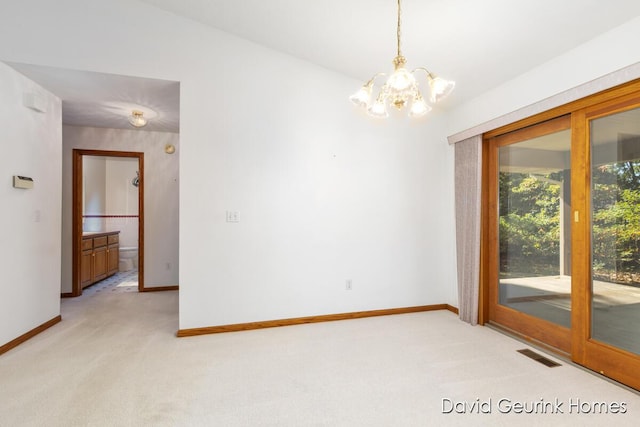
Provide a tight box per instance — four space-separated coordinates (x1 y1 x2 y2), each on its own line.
0 283 639 426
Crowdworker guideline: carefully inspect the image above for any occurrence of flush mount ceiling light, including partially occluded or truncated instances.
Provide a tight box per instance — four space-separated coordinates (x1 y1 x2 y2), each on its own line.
128 110 147 127
350 0 455 119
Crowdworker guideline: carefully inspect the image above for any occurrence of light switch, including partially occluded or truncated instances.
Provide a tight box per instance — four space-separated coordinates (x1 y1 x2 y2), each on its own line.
226 211 239 223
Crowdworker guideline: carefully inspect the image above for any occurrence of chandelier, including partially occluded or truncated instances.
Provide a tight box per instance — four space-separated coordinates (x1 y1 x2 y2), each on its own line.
350 0 455 118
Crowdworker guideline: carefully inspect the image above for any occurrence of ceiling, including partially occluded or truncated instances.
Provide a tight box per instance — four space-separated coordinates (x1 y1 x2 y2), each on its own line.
7 0 640 132
8 62 180 133
141 0 640 105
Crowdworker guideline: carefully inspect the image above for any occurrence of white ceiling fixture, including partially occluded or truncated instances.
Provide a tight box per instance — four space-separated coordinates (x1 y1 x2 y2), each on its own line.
350 0 454 119
128 110 148 127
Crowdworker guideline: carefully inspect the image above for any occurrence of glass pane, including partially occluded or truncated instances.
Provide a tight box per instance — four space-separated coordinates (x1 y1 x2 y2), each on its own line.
498 128 572 327
590 107 640 355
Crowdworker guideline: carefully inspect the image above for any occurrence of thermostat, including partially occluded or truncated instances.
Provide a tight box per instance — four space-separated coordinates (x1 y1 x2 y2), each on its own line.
13 175 34 189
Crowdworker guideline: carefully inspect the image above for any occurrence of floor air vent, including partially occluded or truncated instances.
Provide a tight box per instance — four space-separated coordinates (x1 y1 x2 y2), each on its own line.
517 349 561 367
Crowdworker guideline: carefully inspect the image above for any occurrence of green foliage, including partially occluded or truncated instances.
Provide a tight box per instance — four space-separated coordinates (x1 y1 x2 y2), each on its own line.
499 173 562 276
499 160 640 284
592 162 640 278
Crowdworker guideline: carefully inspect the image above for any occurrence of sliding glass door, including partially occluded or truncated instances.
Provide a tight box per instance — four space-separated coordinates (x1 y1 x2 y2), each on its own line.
483 82 640 389
590 107 640 355
487 116 572 353
572 97 640 390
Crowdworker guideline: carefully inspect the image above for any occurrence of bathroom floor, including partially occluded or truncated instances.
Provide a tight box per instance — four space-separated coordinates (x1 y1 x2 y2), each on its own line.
81 269 139 296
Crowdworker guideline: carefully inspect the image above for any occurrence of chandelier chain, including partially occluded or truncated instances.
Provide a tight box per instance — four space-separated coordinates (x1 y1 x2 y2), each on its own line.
396 0 402 57
349 0 455 118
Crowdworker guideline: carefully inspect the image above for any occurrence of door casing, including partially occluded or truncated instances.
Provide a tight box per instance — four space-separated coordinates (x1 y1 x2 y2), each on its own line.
71 149 145 296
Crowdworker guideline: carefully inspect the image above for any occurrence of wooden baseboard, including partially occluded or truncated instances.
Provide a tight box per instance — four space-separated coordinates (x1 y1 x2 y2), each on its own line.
60 292 74 298
0 315 62 356
446 304 459 315
141 285 179 292
177 304 450 337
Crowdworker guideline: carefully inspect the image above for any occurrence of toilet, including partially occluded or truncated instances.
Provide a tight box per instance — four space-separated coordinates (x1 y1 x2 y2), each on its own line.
119 247 138 272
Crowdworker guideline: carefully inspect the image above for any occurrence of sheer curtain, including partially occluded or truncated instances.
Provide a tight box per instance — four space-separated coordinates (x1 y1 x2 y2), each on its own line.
454 135 482 325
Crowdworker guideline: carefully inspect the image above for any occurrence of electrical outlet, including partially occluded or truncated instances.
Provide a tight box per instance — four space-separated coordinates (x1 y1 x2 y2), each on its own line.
346 279 352 290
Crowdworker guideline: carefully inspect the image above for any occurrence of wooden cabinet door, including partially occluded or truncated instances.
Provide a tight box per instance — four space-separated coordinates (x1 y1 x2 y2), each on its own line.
80 250 93 288
93 246 108 282
107 244 119 276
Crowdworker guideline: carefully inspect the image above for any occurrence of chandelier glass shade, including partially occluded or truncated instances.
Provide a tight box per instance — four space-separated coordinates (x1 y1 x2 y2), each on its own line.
350 0 455 119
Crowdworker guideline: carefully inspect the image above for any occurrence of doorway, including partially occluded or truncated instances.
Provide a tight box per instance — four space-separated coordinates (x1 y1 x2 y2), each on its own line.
72 149 144 296
482 80 640 390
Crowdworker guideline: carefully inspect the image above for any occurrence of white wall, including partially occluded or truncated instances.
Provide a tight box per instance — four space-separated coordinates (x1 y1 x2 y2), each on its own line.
2 1 638 331
0 62 61 345
62 126 180 291
81 157 139 244
83 156 139 246
105 157 139 217
447 16 640 137
83 156 106 232
0 0 455 331
105 157 139 248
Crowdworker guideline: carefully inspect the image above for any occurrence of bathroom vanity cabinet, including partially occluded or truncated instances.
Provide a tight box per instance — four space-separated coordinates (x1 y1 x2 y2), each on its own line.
81 231 120 288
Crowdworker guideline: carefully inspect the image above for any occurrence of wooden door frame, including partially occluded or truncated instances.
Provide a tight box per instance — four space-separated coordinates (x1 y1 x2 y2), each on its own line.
571 91 640 390
483 115 572 354
72 149 145 296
